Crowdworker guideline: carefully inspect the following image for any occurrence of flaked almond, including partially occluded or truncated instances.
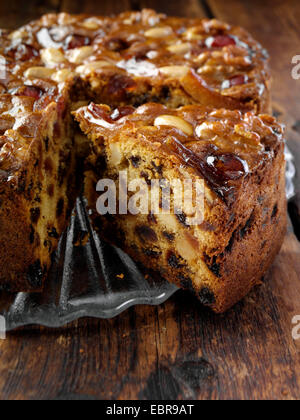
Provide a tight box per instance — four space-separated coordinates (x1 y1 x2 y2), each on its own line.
183 26 203 41
67 46 94 64
80 18 100 30
167 43 191 54
41 48 66 67
144 26 173 38
24 67 55 79
154 115 193 136
51 68 73 83
75 60 111 75
159 65 189 78
8 28 28 40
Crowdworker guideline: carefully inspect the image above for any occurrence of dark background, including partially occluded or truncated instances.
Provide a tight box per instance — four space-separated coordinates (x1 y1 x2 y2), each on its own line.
0 0 300 400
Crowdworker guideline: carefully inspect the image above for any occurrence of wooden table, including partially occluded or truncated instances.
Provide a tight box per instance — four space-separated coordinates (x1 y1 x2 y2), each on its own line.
0 0 300 400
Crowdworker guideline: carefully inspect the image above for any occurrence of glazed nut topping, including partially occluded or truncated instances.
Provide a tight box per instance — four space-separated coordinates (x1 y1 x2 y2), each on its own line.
159 65 190 78
234 124 261 146
154 115 194 136
144 26 173 38
75 60 111 75
41 48 66 67
184 26 203 41
24 66 55 79
167 43 191 54
195 121 221 140
80 18 100 30
51 68 73 83
67 46 94 64
8 28 28 40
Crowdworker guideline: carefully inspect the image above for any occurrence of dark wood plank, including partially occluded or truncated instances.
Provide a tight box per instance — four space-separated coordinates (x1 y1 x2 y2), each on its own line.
0 222 300 400
60 0 131 16
207 0 300 236
0 0 61 29
137 0 207 18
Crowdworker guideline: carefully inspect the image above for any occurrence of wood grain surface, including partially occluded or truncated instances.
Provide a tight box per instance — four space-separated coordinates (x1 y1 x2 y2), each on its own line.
0 0 300 401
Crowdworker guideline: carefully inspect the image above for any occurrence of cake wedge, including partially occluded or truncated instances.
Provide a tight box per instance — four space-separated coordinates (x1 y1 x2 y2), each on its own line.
74 102 287 313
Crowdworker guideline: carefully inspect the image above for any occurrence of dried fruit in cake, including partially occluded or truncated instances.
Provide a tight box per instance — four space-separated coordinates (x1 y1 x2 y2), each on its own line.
74 103 287 313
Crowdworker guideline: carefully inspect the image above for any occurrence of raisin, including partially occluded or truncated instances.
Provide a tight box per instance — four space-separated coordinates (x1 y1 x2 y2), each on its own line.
48 227 59 239
142 248 161 258
29 225 35 244
176 212 189 227
95 154 107 173
47 184 54 197
240 212 254 238
271 204 278 219
44 240 52 253
44 137 49 152
30 207 40 224
209 261 221 277
163 231 175 242
56 198 64 218
161 85 171 101
178 274 193 290
135 225 158 243
225 232 235 254
27 260 44 288
204 254 221 278
44 157 53 173
152 161 163 175
167 251 184 269
140 171 151 186
147 213 157 224
130 156 141 168
198 287 216 306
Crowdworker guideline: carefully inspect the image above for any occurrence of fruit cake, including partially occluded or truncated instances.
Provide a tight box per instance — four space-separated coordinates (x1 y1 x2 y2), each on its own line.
74 102 287 313
0 9 286 310
0 94 78 291
0 9 270 113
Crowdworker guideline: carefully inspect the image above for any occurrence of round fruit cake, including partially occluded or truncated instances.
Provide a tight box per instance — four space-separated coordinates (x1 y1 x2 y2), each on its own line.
0 9 286 312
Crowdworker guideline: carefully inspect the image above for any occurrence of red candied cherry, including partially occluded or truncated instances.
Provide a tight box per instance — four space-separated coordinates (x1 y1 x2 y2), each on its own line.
21 86 43 100
229 75 248 86
222 75 248 89
110 106 135 121
64 34 91 50
206 35 236 48
7 44 38 61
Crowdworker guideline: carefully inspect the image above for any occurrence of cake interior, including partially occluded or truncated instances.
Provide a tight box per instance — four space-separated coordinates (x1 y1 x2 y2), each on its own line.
74 102 287 312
